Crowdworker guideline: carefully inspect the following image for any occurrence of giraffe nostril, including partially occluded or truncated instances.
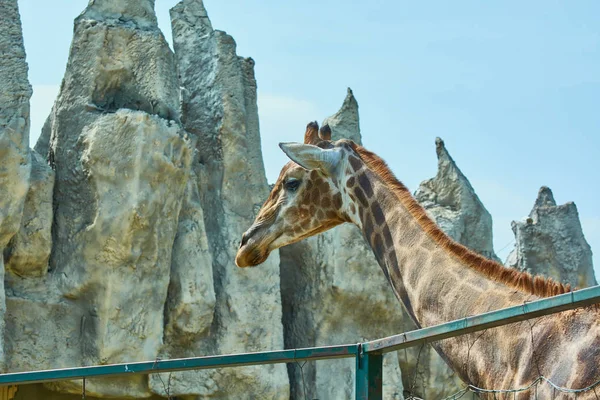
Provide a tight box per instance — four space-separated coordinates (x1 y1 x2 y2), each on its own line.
240 225 261 248
240 232 249 248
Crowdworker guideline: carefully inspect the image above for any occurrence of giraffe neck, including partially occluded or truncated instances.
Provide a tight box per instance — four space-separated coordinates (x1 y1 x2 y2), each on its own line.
345 165 539 385
349 167 529 323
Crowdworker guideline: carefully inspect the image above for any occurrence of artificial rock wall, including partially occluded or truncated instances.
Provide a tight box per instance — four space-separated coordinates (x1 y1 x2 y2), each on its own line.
415 138 500 262
4 0 288 398
10 0 191 397
0 0 34 372
506 186 596 289
149 0 288 397
0 0 596 399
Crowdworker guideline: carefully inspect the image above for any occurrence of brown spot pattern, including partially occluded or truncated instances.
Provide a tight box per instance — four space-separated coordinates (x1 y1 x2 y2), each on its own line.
387 251 400 276
318 181 329 193
349 155 362 171
392 277 418 324
353 187 368 207
333 193 343 209
382 225 393 247
362 213 374 241
311 190 320 203
373 233 384 260
358 173 373 197
371 203 385 226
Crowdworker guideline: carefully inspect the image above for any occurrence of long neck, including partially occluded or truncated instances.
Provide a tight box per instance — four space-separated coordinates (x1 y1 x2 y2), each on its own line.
344 163 539 385
352 168 531 323
340 150 595 393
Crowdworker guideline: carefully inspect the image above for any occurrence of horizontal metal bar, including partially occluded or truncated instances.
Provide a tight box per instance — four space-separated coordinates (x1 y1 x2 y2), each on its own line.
3 286 599 387
0 344 358 386
364 285 600 354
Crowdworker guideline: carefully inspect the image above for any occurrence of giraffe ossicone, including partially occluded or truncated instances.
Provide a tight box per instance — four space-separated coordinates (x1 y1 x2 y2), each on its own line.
235 121 600 397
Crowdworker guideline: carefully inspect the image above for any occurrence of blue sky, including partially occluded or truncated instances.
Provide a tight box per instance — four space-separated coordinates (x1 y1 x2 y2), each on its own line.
19 1 600 276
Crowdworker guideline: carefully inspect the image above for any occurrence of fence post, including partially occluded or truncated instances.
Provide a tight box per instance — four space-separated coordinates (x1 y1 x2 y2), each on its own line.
355 348 383 400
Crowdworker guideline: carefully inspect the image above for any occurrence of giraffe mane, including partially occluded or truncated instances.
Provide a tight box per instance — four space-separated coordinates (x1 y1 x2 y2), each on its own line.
351 143 571 298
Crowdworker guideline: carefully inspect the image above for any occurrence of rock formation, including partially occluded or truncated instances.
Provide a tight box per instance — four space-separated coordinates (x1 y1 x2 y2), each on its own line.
6 0 191 397
322 88 361 143
281 89 405 400
415 138 500 262
0 0 33 371
149 1 288 398
506 186 596 288
3 0 288 397
4 151 54 277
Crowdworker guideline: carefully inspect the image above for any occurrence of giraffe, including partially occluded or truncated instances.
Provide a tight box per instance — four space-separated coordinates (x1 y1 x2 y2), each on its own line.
235 121 600 398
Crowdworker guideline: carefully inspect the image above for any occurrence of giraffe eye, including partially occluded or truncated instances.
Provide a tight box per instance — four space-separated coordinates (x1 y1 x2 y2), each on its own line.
284 178 301 192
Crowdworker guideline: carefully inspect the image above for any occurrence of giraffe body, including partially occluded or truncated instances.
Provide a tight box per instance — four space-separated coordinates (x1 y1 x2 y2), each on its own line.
235 122 600 399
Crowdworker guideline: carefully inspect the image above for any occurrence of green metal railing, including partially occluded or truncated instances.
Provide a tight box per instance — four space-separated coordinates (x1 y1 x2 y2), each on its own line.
1 285 599 399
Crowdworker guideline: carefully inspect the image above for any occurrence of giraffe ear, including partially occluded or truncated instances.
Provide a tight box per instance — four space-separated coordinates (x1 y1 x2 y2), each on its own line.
279 142 341 173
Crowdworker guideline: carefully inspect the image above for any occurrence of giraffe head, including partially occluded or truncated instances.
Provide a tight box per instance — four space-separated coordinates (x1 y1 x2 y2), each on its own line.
235 121 360 267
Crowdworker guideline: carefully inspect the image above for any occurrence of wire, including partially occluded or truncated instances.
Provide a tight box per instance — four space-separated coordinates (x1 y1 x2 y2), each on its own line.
152 358 173 399
439 375 600 400
293 349 310 400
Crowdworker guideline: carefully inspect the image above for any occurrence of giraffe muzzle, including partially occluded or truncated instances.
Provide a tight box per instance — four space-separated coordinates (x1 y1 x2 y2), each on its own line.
236 226 271 267
235 244 269 268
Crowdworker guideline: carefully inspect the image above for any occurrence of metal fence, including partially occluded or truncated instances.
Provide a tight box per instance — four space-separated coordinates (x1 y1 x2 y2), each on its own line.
1 285 599 399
